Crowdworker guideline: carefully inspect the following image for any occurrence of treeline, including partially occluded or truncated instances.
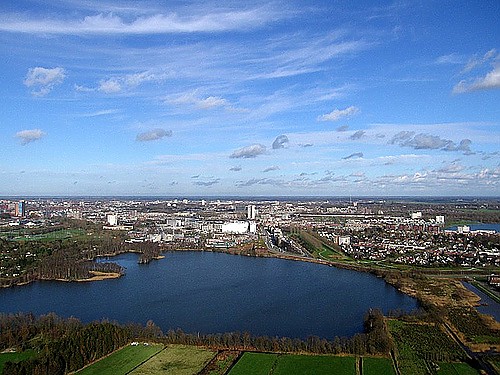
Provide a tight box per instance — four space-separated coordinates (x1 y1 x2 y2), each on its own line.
1 313 131 375
1 310 393 374
159 309 392 356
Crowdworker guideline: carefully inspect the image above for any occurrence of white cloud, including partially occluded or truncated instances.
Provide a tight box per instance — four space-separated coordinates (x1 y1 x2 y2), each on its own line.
349 130 365 140
390 131 474 154
15 129 46 145
196 96 228 109
263 165 280 172
98 79 122 93
136 129 173 142
317 106 359 122
453 65 500 94
230 144 266 158
272 135 289 149
193 178 220 186
0 8 283 35
24 67 65 96
79 109 119 117
461 48 497 73
168 92 231 110
124 71 168 86
435 53 464 65
342 152 363 160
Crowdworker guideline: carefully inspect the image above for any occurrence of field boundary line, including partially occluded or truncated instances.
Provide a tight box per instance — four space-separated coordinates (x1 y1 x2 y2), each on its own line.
125 344 166 375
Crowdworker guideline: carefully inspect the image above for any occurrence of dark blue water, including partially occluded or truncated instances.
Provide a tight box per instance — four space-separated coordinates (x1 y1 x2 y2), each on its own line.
0 252 417 339
446 223 500 232
463 282 500 322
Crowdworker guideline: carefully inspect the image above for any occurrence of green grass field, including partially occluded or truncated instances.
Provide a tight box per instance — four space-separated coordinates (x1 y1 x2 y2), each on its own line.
436 362 480 375
75 343 164 375
228 352 278 375
0 350 37 374
5 228 86 241
129 344 216 375
273 354 356 375
229 353 357 375
362 357 396 375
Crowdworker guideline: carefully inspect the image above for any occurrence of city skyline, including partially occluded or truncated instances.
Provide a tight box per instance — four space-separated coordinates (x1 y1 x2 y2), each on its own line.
1 0 499 197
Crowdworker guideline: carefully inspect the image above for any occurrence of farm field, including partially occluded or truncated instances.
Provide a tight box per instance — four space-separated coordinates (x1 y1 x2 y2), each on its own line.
273 354 356 375
387 320 483 375
129 344 216 375
362 357 396 375
436 362 480 375
228 352 360 375
0 350 37 374
75 343 164 375
227 352 278 375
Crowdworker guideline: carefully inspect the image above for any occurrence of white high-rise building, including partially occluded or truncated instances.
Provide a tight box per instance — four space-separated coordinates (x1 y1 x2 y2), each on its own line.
411 212 422 219
247 205 256 220
436 215 445 224
107 214 118 226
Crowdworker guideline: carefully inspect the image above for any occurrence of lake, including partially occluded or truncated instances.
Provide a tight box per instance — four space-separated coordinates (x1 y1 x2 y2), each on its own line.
463 282 500 322
446 223 500 232
0 251 418 340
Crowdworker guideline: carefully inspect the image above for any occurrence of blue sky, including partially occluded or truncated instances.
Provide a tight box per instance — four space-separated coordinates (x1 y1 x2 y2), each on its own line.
1 0 499 197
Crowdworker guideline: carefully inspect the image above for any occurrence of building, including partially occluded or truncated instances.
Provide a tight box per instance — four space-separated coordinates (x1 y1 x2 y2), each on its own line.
15 201 26 217
221 221 250 234
436 215 445 224
107 213 118 226
411 212 422 219
247 205 256 220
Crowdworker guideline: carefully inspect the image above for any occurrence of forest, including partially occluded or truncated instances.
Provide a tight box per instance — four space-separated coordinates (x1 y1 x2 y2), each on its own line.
0 309 391 375
0 233 162 287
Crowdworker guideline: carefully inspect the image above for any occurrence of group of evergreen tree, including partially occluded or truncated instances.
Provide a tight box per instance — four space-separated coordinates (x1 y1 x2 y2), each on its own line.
1 313 130 375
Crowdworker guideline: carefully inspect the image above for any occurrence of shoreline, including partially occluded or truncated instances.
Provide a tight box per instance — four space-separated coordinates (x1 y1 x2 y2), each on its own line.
2 247 498 314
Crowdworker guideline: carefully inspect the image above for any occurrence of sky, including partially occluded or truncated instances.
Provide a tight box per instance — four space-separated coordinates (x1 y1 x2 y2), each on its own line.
0 0 499 197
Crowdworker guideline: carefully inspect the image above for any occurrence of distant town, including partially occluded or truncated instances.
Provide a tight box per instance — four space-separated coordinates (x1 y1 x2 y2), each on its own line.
1 196 500 374
1 197 499 285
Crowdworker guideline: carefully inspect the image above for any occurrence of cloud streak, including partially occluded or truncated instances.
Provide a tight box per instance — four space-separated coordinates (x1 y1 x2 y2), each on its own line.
342 152 363 160
263 165 280 172
0 8 283 35
136 129 172 142
317 106 359 122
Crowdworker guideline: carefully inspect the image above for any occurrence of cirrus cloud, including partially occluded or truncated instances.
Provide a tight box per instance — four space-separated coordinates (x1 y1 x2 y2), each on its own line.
0 8 283 35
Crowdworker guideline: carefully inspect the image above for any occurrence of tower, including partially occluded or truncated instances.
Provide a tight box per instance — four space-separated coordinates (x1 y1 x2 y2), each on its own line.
247 205 256 220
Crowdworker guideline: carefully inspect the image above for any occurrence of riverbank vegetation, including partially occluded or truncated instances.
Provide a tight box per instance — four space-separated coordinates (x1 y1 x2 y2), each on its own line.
0 227 163 287
0 309 393 375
